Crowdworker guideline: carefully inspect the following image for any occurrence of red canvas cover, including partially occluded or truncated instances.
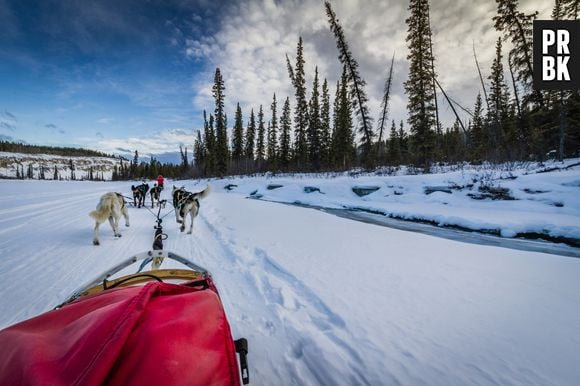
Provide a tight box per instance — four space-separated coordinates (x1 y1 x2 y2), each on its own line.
0 280 241 386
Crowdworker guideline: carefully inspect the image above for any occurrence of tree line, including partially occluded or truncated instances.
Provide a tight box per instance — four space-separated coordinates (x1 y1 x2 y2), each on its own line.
191 0 580 178
0 141 114 158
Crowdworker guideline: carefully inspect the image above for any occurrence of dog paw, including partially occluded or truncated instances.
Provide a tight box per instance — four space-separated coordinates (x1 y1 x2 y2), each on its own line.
93 240 100 246
125 224 130 227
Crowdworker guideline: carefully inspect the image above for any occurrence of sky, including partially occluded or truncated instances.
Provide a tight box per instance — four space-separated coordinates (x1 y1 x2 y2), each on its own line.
0 0 552 161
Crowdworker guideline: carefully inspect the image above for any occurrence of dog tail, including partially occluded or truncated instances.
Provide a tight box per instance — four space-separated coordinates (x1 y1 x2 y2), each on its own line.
197 185 211 200
90 195 114 223
89 208 109 223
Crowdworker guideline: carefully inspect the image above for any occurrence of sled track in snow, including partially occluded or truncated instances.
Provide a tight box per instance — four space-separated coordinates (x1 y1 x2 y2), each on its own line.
194 210 397 385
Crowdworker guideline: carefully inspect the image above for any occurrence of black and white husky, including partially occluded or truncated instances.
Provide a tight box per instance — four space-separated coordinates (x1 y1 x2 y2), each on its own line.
150 185 163 208
89 192 130 245
172 185 210 234
131 182 149 208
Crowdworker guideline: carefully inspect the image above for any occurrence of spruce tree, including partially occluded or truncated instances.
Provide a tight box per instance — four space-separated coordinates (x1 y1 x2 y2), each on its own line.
279 97 292 170
245 109 256 161
470 93 487 161
488 38 511 159
388 120 401 165
332 69 355 169
268 94 278 167
320 79 331 169
232 103 244 162
256 105 266 162
292 37 309 169
206 114 217 175
562 0 579 19
308 67 322 170
193 130 205 171
493 0 540 105
398 121 408 164
405 0 437 169
325 1 375 168
213 68 229 176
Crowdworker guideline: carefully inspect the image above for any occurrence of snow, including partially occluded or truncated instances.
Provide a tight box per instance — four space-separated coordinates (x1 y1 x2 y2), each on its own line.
0 163 580 385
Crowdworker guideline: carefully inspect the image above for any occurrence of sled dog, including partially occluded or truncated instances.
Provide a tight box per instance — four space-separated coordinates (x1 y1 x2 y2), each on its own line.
131 182 149 208
172 185 210 234
150 184 163 208
89 192 130 245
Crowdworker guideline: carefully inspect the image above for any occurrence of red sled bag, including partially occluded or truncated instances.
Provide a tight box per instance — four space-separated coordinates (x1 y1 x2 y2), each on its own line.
0 279 247 386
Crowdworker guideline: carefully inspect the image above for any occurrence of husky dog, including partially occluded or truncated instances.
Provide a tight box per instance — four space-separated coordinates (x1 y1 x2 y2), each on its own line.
172 185 210 234
150 184 163 208
89 192 130 245
131 182 149 208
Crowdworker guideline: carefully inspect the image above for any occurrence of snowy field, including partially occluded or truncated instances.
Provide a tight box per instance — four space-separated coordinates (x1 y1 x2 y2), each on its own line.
0 174 579 385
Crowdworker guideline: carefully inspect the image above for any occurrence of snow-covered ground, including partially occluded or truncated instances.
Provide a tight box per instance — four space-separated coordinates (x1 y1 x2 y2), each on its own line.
0 168 579 385
210 158 580 246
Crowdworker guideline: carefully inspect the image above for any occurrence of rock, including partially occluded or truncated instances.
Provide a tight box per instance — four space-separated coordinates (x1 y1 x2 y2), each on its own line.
304 186 321 193
424 186 452 195
352 186 380 197
266 184 283 190
224 184 238 191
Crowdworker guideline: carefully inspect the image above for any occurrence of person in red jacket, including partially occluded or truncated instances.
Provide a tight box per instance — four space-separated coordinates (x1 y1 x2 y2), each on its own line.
157 175 164 190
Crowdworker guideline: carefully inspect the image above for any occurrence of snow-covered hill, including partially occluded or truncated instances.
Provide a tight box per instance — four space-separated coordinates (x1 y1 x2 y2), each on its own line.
0 151 122 180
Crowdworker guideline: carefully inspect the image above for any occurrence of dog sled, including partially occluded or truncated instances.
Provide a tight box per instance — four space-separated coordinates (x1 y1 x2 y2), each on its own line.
0 198 249 386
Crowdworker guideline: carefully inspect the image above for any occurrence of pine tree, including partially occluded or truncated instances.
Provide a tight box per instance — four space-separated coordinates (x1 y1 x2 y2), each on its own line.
308 67 322 170
232 103 244 162
405 0 437 169
256 105 266 162
213 68 229 176
325 1 375 168
279 97 292 170
268 94 278 167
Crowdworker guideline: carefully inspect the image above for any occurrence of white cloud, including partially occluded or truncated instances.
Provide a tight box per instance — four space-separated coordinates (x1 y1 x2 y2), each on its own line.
187 0 552 133
80 128 196 156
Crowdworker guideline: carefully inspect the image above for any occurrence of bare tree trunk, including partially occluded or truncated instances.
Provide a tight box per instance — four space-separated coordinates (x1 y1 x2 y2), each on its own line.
473 42 491 111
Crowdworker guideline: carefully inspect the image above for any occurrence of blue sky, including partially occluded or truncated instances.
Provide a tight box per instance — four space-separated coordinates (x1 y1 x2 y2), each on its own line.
0 0 551 160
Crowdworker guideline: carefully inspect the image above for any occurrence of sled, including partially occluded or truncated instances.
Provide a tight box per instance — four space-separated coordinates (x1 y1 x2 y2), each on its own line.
0 199 249 386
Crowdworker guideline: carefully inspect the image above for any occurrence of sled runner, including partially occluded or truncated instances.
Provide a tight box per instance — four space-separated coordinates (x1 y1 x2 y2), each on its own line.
0 198 249 386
